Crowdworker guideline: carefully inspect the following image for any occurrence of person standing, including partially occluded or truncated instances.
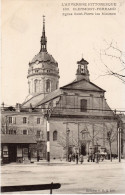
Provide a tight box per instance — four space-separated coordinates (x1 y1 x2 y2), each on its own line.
79 154 83 164
72 153 75 162
76 153 79 164
69 154 72 162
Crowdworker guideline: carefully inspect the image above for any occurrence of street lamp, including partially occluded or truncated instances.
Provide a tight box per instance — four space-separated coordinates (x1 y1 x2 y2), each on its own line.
94 139 100 163
118 127 121 162
66 128 70 161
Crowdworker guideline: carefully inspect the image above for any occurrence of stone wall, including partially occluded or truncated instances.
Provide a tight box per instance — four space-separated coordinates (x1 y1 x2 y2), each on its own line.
49 118 117 159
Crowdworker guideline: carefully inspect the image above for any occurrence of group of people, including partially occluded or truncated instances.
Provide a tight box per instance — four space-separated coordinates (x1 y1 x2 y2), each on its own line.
87 152 106 163
68 152 106 164
68 153 84 164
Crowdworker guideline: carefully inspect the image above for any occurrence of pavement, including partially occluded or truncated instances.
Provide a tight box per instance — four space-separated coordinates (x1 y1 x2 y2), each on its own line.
1 159 125 194
1 157 121 166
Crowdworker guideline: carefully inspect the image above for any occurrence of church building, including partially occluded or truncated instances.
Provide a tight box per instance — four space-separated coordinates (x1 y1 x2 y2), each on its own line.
1 17 119 163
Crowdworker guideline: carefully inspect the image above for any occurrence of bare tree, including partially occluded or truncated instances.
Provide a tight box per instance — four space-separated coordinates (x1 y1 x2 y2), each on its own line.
105 124 117 162
57 131 78 149
85 124 101 147
100 41 125 84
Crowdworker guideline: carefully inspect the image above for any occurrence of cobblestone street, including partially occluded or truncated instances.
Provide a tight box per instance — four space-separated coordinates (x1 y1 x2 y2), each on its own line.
1 159 125 194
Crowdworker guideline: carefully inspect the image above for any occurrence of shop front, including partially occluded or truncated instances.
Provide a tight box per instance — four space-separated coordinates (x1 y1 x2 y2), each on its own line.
1 134 36 164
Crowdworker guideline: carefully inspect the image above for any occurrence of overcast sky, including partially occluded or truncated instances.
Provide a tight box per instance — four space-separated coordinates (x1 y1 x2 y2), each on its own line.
1 0 125 112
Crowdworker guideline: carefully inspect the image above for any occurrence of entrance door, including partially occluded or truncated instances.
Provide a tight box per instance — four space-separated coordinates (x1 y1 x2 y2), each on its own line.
9 144 17 162
81 144 86 156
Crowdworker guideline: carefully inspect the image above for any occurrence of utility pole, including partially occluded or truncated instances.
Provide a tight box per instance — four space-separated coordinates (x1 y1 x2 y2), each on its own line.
66 124 70 161
78 123 80 154
118 127 121 162
46 119 50 162
117 114 122 163
5 116 8 134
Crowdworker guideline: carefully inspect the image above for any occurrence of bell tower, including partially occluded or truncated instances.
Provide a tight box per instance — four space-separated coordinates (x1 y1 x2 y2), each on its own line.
76 58 90 81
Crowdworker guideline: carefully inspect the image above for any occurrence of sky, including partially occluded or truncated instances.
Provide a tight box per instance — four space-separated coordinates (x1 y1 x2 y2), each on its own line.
1 0 125 112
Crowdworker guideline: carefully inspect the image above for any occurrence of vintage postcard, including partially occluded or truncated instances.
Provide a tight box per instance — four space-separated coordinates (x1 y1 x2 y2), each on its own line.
1 0 125 194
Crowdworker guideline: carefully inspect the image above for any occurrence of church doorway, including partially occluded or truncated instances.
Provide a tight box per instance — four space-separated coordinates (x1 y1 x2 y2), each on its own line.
81 144 86 156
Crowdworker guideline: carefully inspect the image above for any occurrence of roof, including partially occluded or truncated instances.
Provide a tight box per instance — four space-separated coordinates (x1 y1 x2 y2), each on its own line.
1 134 37 144
77 58 89 65
22 92 47 108
35 89 63 106
22 79 105 108
30 51 57 64
22 89 62 108
60 79 105 92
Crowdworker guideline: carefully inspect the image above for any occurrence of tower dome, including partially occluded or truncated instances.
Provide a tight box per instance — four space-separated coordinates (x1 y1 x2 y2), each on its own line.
26 16 60 101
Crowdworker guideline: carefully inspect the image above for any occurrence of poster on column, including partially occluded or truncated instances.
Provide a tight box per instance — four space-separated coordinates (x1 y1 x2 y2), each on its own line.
1 0 125 194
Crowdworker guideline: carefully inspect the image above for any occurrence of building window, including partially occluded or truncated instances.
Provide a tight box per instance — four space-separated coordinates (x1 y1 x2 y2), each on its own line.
9 130 16 134
9 117 12 123
81 65 85 73
53 131 57 141
56 82 58 89
37 118 40 124
23 130 28 135
23 117 27 124
13 117 16 124
80 99 87 112
36 130 40 138
28 81 31 93
34 79 39 93
46 79 51 92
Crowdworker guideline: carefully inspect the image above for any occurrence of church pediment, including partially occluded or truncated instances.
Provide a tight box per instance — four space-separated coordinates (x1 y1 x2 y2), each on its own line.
61 79 105 92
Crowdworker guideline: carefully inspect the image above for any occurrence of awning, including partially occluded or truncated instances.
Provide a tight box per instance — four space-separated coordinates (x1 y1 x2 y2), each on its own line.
1 134 37 144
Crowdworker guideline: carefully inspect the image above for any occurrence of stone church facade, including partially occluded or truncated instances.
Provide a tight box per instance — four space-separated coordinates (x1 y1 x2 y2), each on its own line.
1 17 120 162
33 58 118 159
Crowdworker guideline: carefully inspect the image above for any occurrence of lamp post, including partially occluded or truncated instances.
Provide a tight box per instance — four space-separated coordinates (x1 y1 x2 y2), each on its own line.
94 140 100 163
118 127 121 162
66 128 70 161
46 120 50 162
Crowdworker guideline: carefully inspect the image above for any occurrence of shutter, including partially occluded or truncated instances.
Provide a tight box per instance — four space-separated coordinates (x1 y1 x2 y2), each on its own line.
13 117 16 124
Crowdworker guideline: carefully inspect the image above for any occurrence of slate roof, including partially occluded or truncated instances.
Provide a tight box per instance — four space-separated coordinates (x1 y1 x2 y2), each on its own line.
1 134 37 144
30 51 57 64
35 89 63 106
22 93 46 108
22 89 62 108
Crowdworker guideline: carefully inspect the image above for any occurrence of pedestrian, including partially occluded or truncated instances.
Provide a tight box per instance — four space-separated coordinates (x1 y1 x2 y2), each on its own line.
72 153 75 162
76 153 79 164
96 151 100 163
79 154 83 164
37 154 40 162
92 153 95 162
28 151 31 161
69 154 72 162
87 153 90 162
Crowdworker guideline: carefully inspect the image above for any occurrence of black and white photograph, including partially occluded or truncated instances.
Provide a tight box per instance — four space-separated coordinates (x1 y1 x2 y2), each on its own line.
1 0 125 194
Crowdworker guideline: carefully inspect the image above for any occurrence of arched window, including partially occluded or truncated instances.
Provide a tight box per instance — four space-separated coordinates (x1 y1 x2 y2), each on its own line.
53 131 57 141
56 82 58 89
34 79 39 93
46 79 51 92
28 81 31 93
